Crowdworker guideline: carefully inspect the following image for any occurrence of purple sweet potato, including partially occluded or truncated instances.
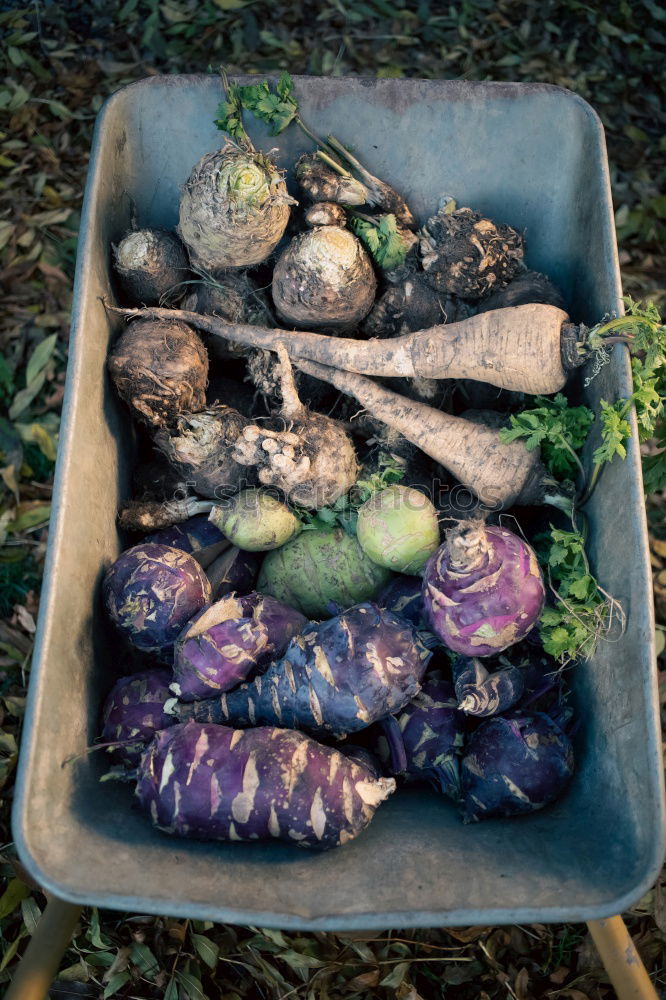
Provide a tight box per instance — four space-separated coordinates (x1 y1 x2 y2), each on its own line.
135 721 396 849
171 592 307 701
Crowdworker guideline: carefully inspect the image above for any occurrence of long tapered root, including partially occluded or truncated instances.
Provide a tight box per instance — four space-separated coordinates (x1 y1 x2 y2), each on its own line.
294 359 551 510
104 301 571 395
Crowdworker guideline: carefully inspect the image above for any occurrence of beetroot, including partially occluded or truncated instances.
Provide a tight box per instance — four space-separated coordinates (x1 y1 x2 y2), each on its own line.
172 592 307 701
460 712 574 822
101 668 175 766
136 721 396 849
103 543 211 655
423 522 545 656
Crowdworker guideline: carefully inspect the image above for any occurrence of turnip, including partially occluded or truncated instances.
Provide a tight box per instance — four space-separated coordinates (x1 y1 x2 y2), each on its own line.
106 301 579 397
172 592 307 701
152 404 250 500
178 145 294 272
103 542 211 655
271 225 376 331
460 712 574 821
107 318 208 427
113 227 190 305
207 545 262 601
101 668 175 767
452 655 525 717
232 346 359 509
136 721 396 849
257 526 391 618
171 602 431 738
356 484 440 573
209 488 301 552
419 204 524 298
423 522 545 657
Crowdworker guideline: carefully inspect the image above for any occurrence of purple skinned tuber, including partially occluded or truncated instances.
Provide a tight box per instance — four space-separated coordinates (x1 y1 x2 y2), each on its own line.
171 602 432 737
101 668 175 767
422 522 545 657
452 655 525 717
460 712 574 822
103 543 211 655
172 592 307 701
135 721 396 849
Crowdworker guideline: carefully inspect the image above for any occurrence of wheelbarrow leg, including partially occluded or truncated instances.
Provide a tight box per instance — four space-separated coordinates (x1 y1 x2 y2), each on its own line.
587 916 659 1000
5 896 82 1000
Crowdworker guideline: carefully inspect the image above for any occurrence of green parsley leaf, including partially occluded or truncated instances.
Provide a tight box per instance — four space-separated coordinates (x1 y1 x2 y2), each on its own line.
350 213 410 270
499 394 593 480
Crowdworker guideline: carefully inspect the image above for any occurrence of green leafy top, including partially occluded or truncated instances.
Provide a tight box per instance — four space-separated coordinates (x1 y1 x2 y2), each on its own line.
213 78 250 144
349 213 411 270
499 393 594 480
236 72 299 136
298 454 406 533
588 295 666 374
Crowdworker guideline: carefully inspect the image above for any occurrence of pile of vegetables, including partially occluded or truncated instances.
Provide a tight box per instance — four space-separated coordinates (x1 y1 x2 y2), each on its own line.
97 72 665 851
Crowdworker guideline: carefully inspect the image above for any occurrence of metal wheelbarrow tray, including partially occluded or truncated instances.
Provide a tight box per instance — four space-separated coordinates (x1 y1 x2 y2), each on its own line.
13 75 666 930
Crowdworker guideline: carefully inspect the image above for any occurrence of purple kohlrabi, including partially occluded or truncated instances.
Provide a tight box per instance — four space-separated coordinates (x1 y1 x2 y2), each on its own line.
452 655 525 717
172 603 432 737
460 712 574 822
376 574 426 629
135 721 396 849
103 542 211 655
377 674 470 799
423 522 545 657
146 513 227 567
172 592 307 701
101 668 175 766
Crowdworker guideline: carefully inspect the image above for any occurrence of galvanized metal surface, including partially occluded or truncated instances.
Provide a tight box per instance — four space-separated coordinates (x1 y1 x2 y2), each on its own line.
13 75 666 930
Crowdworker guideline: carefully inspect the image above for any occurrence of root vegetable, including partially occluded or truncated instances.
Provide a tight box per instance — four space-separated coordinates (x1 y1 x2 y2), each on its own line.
360 272 454 340
172 592 307 701
460 712 574 821
476 269 567 314
209 488 301 552
294 360 562 510
152 404 250 500
182 272 274 361
232 345 358 509
146 513 228 568
423 522 545 657
207 546 262 601
136 721 396 849
419 205 524 298
452 655 525 716
101 668 175 767
171 602 431 737
376 575 426 629
257 527 391 618
304 202 347 227
113 228 190 305
178 145 294 271
107 318 208 427
103 543 211 655
271 226 376 331
117 497 214 534
295 153 368 206
356 484 440 573
105 302 578 396
381 675 469 799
